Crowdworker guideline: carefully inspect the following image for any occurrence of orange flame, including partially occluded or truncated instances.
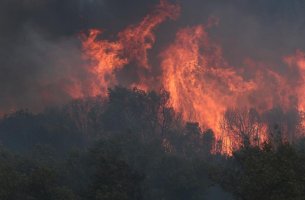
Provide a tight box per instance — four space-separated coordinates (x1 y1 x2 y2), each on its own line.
80 0 305 153
81 0 180 96
160 25 256 137
284 50 305 111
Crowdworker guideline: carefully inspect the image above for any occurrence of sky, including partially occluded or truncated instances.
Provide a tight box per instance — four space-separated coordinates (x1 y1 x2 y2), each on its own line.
1 0 305 114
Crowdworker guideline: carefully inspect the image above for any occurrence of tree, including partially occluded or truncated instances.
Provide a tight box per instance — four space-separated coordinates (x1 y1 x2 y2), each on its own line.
147 155 211 200
221 108 263 149
263 107 304 147
85 146 143 200
202 129 216 155
216 144 305 200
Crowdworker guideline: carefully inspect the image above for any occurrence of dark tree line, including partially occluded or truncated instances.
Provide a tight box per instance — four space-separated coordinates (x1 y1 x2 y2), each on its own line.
0 87 304 199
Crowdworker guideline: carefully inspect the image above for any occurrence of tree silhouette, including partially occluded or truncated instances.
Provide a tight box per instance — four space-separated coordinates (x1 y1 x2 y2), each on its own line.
221 108 263 149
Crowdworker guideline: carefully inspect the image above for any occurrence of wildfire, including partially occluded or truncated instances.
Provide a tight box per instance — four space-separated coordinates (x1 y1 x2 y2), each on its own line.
160 25 256 137
284 50 305 112
81 0 180 96
81 0 305 153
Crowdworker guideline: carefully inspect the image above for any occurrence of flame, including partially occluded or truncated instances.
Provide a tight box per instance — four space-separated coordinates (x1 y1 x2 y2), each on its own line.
284 50 305 111
160 25 256 137
81 0 180 96
82 29 127 96
80 0 305 153
118 0 180 69
159 24 305 152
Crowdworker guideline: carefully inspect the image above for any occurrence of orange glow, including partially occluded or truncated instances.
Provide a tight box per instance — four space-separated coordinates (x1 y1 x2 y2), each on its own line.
81 29 128 96
118 0 180 69
284 50 305 111
80 0 305 153
160 26 255 141
81 0 180 96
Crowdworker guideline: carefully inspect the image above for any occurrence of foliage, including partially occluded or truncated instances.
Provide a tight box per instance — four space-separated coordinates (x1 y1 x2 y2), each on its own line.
214 143 305 200
1 87 304 199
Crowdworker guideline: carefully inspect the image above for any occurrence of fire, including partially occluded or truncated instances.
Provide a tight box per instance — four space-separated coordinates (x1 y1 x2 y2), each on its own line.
160 25 256 137
82 29 128 96
118 0 180 69
81 0 180 96
284 50 305 112
81 0 305 153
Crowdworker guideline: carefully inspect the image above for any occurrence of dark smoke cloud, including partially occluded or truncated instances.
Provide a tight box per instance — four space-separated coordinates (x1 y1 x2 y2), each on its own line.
1 0 305 114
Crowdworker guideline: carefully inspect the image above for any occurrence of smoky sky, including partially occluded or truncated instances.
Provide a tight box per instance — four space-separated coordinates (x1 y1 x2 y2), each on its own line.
1 0 305 114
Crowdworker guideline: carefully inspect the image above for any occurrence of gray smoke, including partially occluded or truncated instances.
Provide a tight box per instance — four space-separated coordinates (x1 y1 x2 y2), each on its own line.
1 0 305 114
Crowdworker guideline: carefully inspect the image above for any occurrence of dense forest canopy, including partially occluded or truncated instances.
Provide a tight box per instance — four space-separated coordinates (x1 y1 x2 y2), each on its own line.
0 87 305 199
1 0 305 199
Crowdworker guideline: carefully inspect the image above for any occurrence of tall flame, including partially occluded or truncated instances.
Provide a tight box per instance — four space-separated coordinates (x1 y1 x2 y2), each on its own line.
161 25 256 136
81 0 180 96
81 0 305 152
284 50 305 112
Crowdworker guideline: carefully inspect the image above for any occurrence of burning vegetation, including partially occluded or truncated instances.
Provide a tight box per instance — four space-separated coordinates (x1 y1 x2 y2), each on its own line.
80 0 305 153
1 1 305 199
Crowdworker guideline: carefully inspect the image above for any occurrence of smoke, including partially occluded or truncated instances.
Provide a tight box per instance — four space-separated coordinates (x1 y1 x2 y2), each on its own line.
0 0 162 114
1 0 305 116
0 26 90 112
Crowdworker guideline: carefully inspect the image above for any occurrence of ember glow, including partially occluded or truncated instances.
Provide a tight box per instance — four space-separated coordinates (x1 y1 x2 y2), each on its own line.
81 0 305 152
81 0 180 96
161 25 256 135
